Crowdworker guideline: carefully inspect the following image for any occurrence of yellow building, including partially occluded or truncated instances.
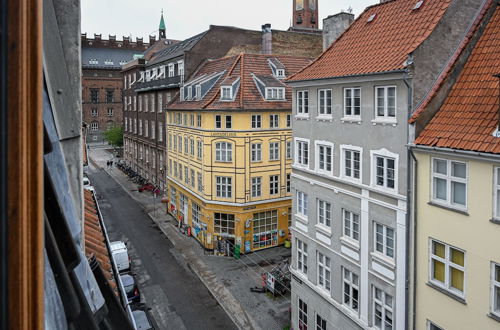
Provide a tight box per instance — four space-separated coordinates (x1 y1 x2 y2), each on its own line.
410 6 500 329
165 53 311 254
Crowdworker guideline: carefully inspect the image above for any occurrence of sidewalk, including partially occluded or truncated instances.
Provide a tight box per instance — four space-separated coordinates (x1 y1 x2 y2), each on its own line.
88 148 291 330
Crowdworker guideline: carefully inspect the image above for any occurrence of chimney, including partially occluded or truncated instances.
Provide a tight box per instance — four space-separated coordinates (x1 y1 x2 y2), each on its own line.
149 35 156 45
136 37 143 46
94 33 101 41
322 12 354 51
261 23 272 55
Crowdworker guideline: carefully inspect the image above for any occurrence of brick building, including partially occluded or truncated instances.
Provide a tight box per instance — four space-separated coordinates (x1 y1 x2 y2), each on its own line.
82 26 178 144
123 22 323 194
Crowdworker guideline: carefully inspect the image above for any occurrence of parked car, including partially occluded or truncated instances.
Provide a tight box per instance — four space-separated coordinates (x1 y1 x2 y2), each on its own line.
110 241 130 272
132 310 154 330
120 274 140 304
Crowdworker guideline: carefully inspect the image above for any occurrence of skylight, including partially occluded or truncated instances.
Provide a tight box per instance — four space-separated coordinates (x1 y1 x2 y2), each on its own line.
367 14 376 22
413 0 424 10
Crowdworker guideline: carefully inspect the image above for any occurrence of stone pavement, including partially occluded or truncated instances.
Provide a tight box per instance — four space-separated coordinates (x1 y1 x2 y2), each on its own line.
88 147 292 330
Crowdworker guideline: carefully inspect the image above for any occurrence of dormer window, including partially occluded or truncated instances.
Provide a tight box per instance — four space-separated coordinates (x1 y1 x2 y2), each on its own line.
265 87 285 100
180 88 185 101
104 59 113 65
89 59 98 65
196 85 202 100
276 69 285 79
221 86 232 100
168 64 175 77
187 86 193 100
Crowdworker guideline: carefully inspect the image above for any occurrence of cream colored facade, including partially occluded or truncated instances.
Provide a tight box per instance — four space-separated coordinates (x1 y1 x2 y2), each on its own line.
414 150 500 329
165 109 293 254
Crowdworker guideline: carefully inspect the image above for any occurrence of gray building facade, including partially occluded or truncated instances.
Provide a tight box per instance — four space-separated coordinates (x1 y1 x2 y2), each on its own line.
286 0 487 329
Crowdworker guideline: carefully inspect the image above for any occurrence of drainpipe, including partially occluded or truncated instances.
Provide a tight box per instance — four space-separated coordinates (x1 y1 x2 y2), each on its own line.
494 74 500 130
403 68 414 330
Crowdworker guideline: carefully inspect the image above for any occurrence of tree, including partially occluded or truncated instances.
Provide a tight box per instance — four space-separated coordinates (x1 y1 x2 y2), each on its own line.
103 125 123 147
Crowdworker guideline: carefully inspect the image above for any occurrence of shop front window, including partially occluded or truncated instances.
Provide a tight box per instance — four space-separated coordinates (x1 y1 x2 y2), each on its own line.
252 210 278 249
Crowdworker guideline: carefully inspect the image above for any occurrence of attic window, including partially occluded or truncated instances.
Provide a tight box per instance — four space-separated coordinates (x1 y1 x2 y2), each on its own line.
187 86 193 100
265 87 285 100
276 69 286 79
413 0 424 10
104 59 114 65
367 14 376 22
196 85 202 100
89 59 98 65
221 86 232 100
119 60 127 65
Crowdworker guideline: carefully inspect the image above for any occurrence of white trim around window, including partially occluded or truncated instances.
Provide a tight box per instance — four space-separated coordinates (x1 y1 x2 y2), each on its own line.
491 262 500 317
340 145 363 183
431 158 467 210
370 148 399 193
294 137 310 169
494 167 500 220
374 86 397 123
315 140 334 176
317 89 333 119
343 87 361 120
296 90 309 118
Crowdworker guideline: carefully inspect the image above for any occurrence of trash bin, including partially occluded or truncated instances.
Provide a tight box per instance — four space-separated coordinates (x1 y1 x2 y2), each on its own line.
234 244 241 259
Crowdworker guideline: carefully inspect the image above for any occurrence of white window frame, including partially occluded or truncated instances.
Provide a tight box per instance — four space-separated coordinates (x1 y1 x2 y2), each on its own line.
90 122 98 131
168 63 174 77
316 313 327 330
429 238 466 298
197 140 203 159
269 142 280 161
251 177 261 198
197 172 203 192
294 137 310 169
269 114 279 128
225 115 232 129
215 142 232 162
269 175 279 195
91 108 98 117
251 143 262 162
343 87 361 119
158 124 163 142
343 268 359 313
144 120 149 137
251 114 261 128
317 89 332 117
315 141 334 176
426 321 444 330
221 86 232 100
431 158 468 210
216 176 232 198
298 298 308 329
494 167 500 219
340 145 363 183
375 86 397 122
342 209 360 243
372 286 394 330
317 252 331 292
265 87 285 100
286 141 292 159
296 191 308 219
296 239 308 274
151 121 155 139
296 90 309 117
374 222 395 260
317 199 332 229
491 262 500 317
370 148 399 193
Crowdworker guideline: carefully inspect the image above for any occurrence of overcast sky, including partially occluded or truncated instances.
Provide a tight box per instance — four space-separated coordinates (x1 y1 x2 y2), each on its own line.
82 0 377 41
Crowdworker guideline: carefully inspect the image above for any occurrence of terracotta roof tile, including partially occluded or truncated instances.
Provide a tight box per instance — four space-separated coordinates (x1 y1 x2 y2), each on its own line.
83 189 118 293
168 53 312 111
415 6 500 153
287 0 452 82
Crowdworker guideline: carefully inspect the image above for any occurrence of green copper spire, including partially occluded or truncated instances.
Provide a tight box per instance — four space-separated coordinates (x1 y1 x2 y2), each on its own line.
159 10 166 30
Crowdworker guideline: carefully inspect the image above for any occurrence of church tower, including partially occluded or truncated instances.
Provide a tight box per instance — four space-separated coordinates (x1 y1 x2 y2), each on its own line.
159 10 166 39
292 0 319 30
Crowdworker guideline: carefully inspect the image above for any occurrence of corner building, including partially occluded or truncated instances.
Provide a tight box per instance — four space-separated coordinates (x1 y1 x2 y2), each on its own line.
286 0 486 329
166 53 311 255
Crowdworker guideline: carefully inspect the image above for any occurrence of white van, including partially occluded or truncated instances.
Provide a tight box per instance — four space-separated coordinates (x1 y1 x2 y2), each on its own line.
110 241 130 272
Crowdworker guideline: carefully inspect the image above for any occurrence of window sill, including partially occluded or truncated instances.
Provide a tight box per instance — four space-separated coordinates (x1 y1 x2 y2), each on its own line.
371 184 397 195
295 115 309 120
488 312 500 323
490 218 500 225
315 224 332 236
370 252 395 269
428 201 469 216
341 117 361 124
426 282 466 305
295 213 309 224
371 119 397 126
340 236 360 251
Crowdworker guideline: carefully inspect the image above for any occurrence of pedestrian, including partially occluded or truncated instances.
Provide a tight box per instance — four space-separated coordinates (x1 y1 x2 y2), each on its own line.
110 160 113 167
106 160 110 168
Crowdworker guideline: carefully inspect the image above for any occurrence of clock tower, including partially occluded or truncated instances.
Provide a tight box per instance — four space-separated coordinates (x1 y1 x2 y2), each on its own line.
293 0 319 30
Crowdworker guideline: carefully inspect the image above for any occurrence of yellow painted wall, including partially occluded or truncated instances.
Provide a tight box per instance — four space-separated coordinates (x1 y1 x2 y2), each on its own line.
165 109 293 253
414 152 500 329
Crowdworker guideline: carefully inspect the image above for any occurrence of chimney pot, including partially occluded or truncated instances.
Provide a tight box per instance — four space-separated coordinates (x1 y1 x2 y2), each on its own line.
261 23 272 55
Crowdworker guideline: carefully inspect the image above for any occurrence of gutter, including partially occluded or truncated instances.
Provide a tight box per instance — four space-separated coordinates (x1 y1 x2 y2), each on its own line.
409 144 500 162
286 69 406 85
403 70 413 330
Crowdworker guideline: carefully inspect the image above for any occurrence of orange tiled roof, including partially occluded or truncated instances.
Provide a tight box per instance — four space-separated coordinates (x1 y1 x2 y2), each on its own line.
84 189 117 292
415 5 500 153
168 53 312 110
287 0 452 81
